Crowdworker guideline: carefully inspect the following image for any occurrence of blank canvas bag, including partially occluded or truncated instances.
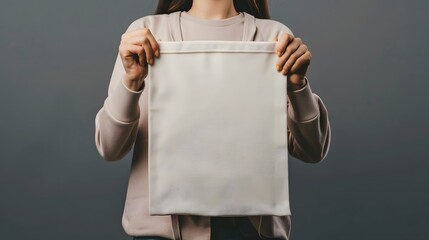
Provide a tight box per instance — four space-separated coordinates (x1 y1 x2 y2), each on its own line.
147 41 290 216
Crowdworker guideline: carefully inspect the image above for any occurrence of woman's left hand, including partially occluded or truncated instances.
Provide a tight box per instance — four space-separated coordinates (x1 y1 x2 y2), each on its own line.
274 33 312 90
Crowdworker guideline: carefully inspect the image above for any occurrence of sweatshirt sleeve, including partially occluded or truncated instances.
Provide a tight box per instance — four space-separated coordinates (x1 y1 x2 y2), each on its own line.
94 18 145 161
287 77 331 163
274 23 331 163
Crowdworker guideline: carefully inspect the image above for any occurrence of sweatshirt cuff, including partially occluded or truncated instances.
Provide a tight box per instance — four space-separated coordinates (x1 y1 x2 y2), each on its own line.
287 77 319 122
105 77 144 123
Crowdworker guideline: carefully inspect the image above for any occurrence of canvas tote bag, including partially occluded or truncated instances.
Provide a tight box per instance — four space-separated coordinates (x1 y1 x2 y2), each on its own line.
147 41 290 217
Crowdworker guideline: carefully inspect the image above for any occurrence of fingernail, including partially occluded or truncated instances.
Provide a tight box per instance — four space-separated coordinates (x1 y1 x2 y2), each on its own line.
150 58 154 65
155 50 159 57
276 65 281 71
277 51 281 57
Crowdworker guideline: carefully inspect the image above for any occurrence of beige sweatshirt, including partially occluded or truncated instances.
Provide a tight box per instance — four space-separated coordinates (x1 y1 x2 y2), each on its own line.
94 10 331 240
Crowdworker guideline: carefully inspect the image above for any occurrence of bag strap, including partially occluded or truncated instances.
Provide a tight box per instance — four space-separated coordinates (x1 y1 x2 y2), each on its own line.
171 214 182 240
242 12 257 41
169 11 183 41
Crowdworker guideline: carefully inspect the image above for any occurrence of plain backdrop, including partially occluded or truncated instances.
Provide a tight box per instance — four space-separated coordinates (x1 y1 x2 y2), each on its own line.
1 0 428 239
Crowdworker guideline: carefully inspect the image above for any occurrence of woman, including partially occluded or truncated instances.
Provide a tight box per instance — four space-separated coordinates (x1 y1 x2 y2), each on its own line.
94 0 331 239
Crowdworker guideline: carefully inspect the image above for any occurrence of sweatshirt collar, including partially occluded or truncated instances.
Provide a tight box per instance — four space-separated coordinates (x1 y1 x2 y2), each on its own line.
169 10 257 41
180 10 244 27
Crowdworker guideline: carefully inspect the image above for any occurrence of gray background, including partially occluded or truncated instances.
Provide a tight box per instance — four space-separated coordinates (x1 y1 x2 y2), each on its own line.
1 0 428 239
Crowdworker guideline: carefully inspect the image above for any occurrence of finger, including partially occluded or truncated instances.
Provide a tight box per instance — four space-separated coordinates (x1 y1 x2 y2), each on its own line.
276 38 301 72
145 32 160 58
123 36 154 64
281 43 307 75
122 28 160 58
119 44 146 65
290 51 311 73
122 36 158 56
137 46 146 66
275 33 294 57
141 41 153 65
122 36 147 45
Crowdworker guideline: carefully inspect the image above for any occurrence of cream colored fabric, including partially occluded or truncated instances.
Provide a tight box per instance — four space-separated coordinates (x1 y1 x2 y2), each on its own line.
95 11 331 239
147 41 291 217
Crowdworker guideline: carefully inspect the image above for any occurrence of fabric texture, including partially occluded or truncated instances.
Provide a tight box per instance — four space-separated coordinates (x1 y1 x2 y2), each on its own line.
148 41 290 216
94 10 331 240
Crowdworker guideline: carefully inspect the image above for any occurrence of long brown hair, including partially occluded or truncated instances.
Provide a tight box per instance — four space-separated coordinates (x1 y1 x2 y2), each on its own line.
155 0 270 19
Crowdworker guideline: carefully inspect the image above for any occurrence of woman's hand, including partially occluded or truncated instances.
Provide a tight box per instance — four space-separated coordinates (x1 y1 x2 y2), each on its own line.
119 28 160 91
274 33 312 90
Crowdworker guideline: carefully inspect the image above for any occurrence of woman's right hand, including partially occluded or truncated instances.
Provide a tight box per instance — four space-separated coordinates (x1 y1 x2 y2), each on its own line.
119 28 160 91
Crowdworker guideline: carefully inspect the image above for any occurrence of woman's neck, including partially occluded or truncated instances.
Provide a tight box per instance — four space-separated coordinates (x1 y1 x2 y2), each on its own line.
186 0 239 20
